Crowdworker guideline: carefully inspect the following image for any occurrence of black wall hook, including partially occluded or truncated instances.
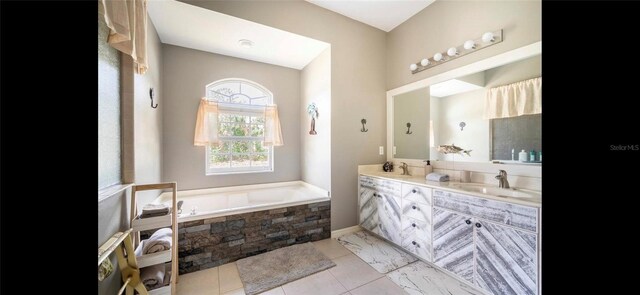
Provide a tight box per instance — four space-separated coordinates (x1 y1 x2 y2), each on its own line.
406 122 413 134
150 88 158 108
360 118 368 132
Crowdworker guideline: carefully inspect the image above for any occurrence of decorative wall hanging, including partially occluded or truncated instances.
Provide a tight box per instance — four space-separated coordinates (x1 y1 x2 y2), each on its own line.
360 119 368 132
307 102 318 135
150 88 158 108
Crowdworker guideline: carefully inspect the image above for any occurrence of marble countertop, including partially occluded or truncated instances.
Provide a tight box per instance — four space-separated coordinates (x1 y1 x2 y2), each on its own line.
360 171 541 208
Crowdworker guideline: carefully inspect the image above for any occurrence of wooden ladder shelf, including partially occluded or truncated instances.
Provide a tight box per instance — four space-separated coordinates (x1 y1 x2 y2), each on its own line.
98 182 178 295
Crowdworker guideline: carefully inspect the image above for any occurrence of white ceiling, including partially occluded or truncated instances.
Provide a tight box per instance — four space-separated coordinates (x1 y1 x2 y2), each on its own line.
306 0 435 32
148 0 330 70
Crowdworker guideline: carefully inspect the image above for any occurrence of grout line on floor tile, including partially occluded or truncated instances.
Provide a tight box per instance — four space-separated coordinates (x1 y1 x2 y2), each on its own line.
327 268 350 293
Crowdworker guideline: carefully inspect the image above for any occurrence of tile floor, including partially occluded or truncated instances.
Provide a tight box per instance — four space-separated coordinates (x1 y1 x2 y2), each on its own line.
176 233 484 295
176 238 403 295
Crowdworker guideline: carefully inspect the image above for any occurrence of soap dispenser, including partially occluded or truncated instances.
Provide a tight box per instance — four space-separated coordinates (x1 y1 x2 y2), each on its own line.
529 150 536 162
518 149 527 162
424 160 432 176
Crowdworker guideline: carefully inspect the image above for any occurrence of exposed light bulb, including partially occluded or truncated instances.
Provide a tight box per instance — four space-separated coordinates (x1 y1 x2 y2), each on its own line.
409 63 418 71
433 53 443 62
447 47 458 56
464 40 475 50
482 32 494 43
420 59 429 66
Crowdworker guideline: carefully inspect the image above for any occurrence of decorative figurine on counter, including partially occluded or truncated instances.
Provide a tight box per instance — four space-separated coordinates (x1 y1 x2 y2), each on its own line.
383 161 394 172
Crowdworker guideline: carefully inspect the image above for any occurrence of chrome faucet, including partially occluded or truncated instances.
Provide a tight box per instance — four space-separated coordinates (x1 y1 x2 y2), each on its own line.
400 162 410 176
495 170 510 188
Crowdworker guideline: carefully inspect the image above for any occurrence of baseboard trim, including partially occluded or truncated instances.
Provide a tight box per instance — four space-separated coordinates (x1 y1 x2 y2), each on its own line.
331 225 362 239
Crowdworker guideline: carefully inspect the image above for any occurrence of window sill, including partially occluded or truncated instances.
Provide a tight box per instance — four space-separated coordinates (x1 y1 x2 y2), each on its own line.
206 169 274 176
98 183 134 203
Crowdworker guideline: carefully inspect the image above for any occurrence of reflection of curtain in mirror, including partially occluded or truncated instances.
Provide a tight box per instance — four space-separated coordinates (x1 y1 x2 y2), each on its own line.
484 77 541 119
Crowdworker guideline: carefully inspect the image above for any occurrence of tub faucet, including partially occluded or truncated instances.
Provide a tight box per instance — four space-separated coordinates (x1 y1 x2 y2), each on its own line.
495 170 510 188
400 162 410 176
177 200 184 214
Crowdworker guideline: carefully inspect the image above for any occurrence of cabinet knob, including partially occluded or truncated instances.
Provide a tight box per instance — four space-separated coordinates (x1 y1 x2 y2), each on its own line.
412 223 416 227
412 241 417 245
412 189 417 194
465 220 471 225
412 205 417 210
475 222 482 228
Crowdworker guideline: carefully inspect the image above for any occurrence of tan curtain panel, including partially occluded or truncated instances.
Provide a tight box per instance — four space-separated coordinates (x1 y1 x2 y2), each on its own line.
194 98 220 146
99 0 148 74
193 98 284 147
484 77 542 119
264 105 284 147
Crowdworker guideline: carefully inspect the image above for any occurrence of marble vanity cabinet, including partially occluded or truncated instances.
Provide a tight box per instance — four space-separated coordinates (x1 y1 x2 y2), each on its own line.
358 173 541 295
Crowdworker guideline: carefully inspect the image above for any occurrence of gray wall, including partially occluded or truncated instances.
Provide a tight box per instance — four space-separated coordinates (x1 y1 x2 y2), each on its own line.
98 15 164 295
182 0 387 230
301 48 331 192
386 0 541 89
393 87 429 159
161 45 301 190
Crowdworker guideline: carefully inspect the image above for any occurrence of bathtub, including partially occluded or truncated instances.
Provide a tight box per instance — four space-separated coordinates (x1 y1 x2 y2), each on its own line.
153 181 332 274
154 181 330 222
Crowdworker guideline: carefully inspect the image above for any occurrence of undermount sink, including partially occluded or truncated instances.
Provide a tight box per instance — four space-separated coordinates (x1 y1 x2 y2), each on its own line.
373 172 415 178
450 183 541 200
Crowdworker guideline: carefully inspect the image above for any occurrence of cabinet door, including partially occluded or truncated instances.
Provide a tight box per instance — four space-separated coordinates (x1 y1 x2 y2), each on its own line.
359 186 379 234
475 221 538 295
377 193 402 245
433 207 474 283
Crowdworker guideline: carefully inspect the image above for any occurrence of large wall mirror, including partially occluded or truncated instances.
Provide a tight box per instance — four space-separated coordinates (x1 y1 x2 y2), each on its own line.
387 42 541 166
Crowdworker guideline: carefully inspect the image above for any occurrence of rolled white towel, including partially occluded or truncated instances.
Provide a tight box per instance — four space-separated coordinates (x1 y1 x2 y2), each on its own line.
426 172 449 182
141 203 170 218
140 264 165 290
142 228 173 254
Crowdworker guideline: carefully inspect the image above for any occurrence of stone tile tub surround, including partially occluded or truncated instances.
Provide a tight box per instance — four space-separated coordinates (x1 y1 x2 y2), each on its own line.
150 181 331 274
177 200 331 274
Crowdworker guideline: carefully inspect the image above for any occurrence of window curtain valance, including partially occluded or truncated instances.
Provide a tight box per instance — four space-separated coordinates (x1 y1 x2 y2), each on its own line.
99 0 148 74
484 77 541 119
193 98 284 147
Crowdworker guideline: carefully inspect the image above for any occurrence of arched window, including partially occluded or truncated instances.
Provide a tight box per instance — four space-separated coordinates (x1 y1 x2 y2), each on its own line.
204 79 274 174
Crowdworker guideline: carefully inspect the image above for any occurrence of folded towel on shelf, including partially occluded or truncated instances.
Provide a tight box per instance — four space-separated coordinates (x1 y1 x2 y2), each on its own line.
141 203 170 218
140 263 165 290
142 228 173 254
426 172 450 182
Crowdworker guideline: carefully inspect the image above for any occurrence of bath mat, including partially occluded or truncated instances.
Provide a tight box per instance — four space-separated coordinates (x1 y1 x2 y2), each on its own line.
386 261 488 295
337 230 417 273
235 242 336 295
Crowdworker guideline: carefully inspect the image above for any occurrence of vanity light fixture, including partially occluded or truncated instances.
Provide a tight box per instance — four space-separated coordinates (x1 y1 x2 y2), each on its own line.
409 29 503 74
